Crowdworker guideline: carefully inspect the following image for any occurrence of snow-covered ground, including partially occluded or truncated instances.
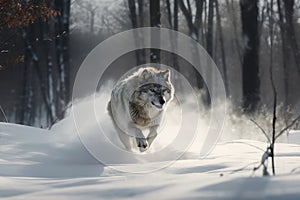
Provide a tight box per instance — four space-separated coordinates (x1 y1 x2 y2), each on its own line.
1 91 300 199
1 120 300 199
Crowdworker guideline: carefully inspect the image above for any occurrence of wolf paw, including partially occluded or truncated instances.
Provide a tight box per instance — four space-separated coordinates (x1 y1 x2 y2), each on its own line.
136 138 148 151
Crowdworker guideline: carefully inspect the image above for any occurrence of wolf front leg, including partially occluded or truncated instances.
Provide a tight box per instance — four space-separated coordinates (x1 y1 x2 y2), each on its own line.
147 125 159 147
129 123 148 152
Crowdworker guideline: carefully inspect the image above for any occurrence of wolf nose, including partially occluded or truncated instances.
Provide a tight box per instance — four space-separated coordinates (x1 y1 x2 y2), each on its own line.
159 99 165 105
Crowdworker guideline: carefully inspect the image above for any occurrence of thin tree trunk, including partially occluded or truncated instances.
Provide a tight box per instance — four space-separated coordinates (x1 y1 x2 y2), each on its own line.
62 0 71 105
42 20 56 124
179 0 206 91
277 0 289 106
172 0 179 71
215 0 228 94
174 0 178 31
268 0 276 175
225 0 242 65
27 59 35 125
19 31 29 124
55 0 70 117
128 0 138 28
203 0 207 47
179 0 194 36
19 27 35 125
194 0 204 43
137 0 144 27
166 0 172 28
206 0 214 56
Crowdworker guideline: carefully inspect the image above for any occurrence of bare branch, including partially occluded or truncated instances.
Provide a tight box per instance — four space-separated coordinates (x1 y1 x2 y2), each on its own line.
275 114 300 140
250 118 271 143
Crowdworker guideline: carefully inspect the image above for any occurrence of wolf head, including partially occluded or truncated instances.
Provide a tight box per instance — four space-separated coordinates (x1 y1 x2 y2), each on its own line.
130 68 174 109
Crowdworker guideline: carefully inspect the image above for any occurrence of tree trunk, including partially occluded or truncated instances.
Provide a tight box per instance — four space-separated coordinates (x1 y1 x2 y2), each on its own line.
174 0 178 31
18 33 29 124
283 0 300 77
178 0 194 36
128 0 138 28
26 59 34 125
268 0 276 176
42 20 56 124
55 0 71 116
167 0 179 70
277 0 289 106
166 0 172 28
19 26 35 125
194 0 204 42
225 0 242 65
206 0 214 56
179 0 206 89
240 0 260 112
137 0 146 63
215 0 228 94
128 0 145 64
150 0 161 63
137 0 144 27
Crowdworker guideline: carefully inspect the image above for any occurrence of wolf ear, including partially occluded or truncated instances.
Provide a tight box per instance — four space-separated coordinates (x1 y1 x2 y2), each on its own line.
161 69 170 80
140 69 151 79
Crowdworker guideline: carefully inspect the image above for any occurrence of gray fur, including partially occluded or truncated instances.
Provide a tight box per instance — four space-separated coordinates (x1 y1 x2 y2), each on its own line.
108 67 174 152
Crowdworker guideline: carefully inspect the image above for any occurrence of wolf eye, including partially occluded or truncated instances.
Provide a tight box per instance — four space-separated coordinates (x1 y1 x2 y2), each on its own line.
163 89 170 93
149 88 155 93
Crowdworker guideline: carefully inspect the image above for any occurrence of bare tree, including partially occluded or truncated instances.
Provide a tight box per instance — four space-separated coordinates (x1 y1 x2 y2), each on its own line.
252 0 300 176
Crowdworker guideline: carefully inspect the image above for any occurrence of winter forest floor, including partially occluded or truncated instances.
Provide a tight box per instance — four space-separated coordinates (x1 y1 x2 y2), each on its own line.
1 121 300 199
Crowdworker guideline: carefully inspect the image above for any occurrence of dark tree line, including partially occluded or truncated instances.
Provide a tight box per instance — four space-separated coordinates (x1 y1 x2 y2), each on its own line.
1 0 300 127
0 0 71 126
125 0 300 113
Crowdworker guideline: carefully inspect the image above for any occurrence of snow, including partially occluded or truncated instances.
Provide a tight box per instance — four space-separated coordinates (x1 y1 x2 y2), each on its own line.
1 95 300 199
1 121 300 199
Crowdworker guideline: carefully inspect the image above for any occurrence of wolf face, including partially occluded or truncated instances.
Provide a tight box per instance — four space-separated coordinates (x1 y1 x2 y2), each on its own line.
131 83 172 109
132 68 173 107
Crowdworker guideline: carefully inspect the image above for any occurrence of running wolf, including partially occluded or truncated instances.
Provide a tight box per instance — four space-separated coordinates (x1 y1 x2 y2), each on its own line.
108 67 174 152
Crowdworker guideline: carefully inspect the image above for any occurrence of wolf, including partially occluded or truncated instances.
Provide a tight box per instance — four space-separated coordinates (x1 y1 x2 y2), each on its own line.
108 67 174 152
